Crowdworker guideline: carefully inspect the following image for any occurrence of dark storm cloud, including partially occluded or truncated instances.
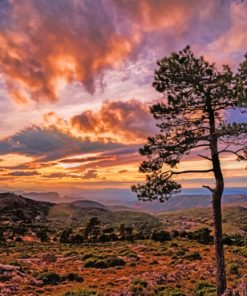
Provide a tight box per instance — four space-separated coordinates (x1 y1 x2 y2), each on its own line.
8 170 40 176
0 126 124 161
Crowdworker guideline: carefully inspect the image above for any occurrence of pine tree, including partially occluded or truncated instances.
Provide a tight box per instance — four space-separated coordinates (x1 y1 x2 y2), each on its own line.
132 46 247 295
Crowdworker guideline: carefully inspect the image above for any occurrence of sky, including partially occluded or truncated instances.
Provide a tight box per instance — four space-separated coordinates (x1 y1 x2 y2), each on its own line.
0 0 246 194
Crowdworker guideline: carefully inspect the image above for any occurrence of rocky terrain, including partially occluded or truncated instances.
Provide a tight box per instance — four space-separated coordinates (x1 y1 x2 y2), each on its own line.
0 239 246 295
0 192 246 295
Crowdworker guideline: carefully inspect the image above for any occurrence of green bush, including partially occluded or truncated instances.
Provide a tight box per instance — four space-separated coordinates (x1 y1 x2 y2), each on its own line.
229 263 239 276
84 258 107 269
176 249 186 256
185 252 201 261
64 289 96 296
84 256 125 269
130 278 148 294
81 253 99 260
130 283 185 296
37 272 61 285
120 250 139 260
194 281 216 296
150 230 171 242
223 234 245 246
189 228 213 245
158 287 185 296
66 273 83 282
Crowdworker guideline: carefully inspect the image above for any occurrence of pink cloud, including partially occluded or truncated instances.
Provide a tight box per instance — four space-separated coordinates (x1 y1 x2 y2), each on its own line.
71 99 157 143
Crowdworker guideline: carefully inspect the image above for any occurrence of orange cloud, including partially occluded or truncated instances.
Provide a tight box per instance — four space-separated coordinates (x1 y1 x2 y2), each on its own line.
71 99 157 143
0 1 135 103
0 0 225 104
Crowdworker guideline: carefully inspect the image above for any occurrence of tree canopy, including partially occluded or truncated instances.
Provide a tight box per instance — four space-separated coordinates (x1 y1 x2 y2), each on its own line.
132 46 247 202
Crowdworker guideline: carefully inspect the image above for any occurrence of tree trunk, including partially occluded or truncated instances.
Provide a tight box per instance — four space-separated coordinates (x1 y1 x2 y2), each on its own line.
212 190 226 296
207 98 227 295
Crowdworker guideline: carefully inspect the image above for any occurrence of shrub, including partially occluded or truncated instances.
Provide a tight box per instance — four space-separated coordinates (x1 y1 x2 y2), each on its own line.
223 234 245 246
59 228 72 243
229 263 239 276
188 228 213 245
64 289 96 296
66 273 83 282
84 258 107 269
150 230 171 242
70 234 84 244
36 230 49 242
157 287 185 296
130 283 185 296
170 230 179 239
37 272 61 285
84 256 125 269
64 251 79 257
176 249 186 256
130 278 148 294
81 253 97 260
107 257 125 267
185 252 201 261
151 260 158 265
120 250 139 260
194 281 216 296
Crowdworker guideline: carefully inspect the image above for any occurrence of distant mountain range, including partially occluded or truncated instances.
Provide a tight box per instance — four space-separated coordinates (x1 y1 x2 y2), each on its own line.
17 189 247 213
1 192 247 235
0 192 160 228
131 194 247 212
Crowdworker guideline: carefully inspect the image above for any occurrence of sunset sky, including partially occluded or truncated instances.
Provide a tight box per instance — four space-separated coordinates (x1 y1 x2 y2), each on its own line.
0 0 246 194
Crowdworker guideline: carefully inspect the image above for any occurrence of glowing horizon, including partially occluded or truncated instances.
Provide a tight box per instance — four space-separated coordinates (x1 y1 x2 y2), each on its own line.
0 0 246 192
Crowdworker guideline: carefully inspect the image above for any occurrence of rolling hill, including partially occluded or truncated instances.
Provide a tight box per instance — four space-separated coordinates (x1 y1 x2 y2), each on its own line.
0 192 52 222
0 192 160 229
158 206 247 235
18 189 247 213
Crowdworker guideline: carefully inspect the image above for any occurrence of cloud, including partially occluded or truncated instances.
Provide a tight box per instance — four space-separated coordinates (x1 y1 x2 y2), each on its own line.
0 0 239 103
0 125 123 162
0 0 135 103
81 169 98 179
204 1 247 65
8 170 40 176
59 155 112 164
71 99 157 142
43 169 98 180
118 169 129 173
69 147 141 172
0 161 57 170
43 172 70 179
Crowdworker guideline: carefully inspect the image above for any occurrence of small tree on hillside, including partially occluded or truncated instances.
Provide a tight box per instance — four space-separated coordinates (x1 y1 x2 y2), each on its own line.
83 217 101 241
132 46 247 295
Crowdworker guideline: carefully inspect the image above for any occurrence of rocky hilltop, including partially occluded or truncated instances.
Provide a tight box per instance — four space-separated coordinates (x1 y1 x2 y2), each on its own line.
0 192 52 222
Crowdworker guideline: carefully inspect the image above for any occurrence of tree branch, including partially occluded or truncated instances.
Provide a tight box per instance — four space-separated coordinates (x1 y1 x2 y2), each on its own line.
202 185 214 193
170 169 213 175
198 154 212 161
162 169 213 178
218 148 246 159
